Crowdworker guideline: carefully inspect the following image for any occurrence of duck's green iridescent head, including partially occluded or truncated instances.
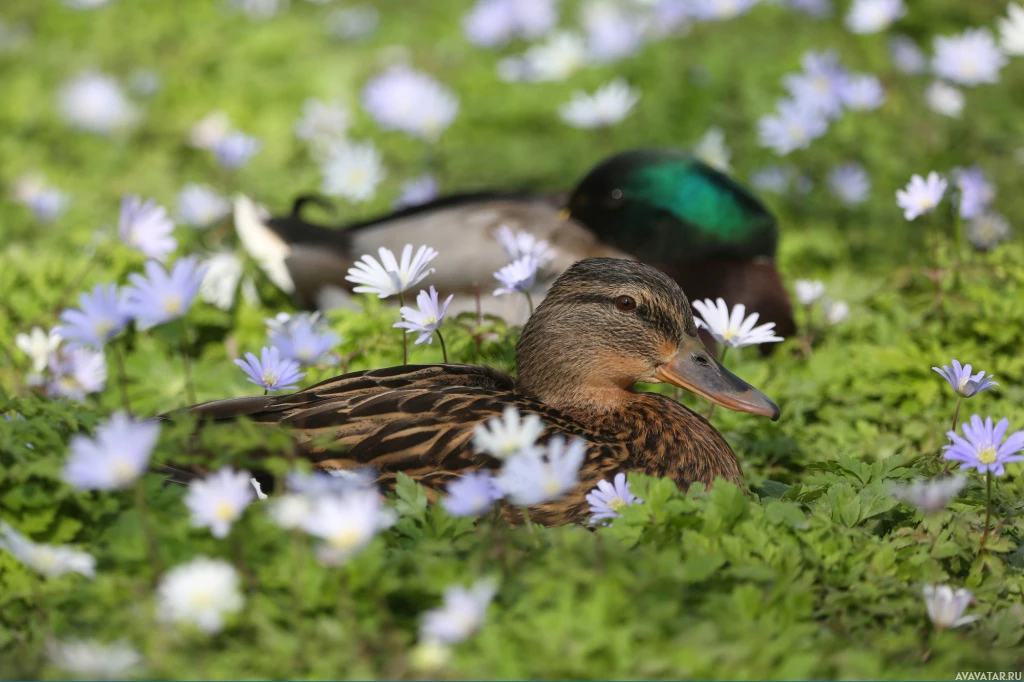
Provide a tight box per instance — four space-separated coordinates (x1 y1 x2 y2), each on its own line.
566 148 778 264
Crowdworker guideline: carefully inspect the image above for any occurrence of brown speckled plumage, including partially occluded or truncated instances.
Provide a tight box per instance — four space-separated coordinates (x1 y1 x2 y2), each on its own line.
178 258 777 525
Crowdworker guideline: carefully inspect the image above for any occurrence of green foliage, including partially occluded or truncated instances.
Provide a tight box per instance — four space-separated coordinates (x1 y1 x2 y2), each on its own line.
2 0 1024 678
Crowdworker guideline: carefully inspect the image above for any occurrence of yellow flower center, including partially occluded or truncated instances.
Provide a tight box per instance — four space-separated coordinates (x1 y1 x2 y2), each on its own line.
162 295 183 315
93 319 114 339
329 527 362 551
214 501 236 522
112 458 136 484
608 497 627 513
977 446 998 465
189 588 215 610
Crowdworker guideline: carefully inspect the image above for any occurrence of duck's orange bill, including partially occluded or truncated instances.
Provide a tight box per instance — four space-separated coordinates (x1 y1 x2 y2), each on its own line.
654 342 781 421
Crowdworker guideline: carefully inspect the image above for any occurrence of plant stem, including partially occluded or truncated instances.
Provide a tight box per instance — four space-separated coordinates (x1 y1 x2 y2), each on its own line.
178 318 196 404
134 480 162 580
520 506 535 533
524 291 534 317
112 341 133 414
979 470 992 552
398 290 408 365
435 329 449 364
950 397 962 434
952 193 964 268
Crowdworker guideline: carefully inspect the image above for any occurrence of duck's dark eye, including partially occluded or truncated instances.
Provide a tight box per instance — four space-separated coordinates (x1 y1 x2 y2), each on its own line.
615 295 637 311
692 353 711 367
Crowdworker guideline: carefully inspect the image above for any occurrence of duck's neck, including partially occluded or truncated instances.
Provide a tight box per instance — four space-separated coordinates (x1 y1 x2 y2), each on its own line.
591 393 745 490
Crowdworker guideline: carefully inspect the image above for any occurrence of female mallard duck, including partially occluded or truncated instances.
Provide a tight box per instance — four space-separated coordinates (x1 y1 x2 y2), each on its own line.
181 258 779 525
234 147 795 346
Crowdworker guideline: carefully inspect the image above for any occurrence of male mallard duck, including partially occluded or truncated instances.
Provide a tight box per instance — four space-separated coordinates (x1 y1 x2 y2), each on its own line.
234 147 795 344
179 258 779 525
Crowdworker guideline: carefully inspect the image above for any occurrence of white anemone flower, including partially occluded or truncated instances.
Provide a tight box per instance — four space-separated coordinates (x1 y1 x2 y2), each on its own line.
64 412 159 491
895 171 947 220
300 489 396 566
419 579 498 645
47 639 142 678
16 326 62 373
692 127 731 173
199 251 246 311
822 298 849 325
793 280 825 306
184 467 255 539
319 139 386 203
925 80 964 118
522 31 588 82
999 3 1024 55
473 405 545 459
890 475 965 514
493 436 586 506
844 0 905 34
558 79 639 128
188 111 231 150
922 585 981 630
157 557 244 634
0 522 95 578
345 244 438 298
691 298 784 348
294 98 350 144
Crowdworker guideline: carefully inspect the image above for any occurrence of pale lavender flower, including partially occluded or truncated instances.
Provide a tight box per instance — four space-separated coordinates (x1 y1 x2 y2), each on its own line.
47 348 107 401
325 5 380 41
944 415 1024 477
493 226 554 266
749 165 792 194
493 256 539 296
784 50 848 119
493 436 586 506
234 346 305 391
888 36 926 74
118 195 177 261
581 1 645 63
923 585 981 630
64 412 159 490
177 184 231 228
268 313 339 365
586 473 641 524
442 471 502 517
395 175 439 210
212 131 261 169
932 360 998 399
122 257 204 329
362 67 459 142
784 0 831 18
890 475 966 514
395 286 454 345
757 99 829 155
841 74 886 110
185 467 255 538
345 244 438 298
0 522 95 578
419 579 497 644
57 72 138 135
294 98 350 144
895 172 946 220
690 0 759 21
955 166 995 219
13 175 70 222
57 283 130 349
828 163 871 206
967 213 1011 251
844 0 904 34
692 297 784 348
932 29 1007 86
463 0 556 46
231 0 285 20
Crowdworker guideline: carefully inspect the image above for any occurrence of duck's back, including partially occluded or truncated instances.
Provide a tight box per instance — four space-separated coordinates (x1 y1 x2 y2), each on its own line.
186 364 628 497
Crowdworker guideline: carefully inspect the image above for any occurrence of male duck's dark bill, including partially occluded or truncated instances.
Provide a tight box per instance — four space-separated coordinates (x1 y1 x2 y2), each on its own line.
654 339 781 421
